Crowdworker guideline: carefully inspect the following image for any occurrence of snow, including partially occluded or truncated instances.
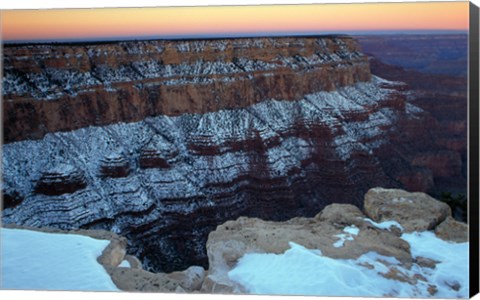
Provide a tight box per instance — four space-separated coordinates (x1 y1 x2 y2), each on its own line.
364 218 404 232
118 260 131 268
343 225 359 235
392 197 414 204
333 225 359 248
401 231 469 298
229 230 469 298
1 228 119 292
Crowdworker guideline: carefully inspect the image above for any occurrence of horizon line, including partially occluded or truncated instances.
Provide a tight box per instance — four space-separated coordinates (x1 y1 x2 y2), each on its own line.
3 29 469 45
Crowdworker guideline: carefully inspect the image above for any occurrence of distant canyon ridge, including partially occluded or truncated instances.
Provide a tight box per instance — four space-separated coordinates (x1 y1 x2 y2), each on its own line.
2 35 467 272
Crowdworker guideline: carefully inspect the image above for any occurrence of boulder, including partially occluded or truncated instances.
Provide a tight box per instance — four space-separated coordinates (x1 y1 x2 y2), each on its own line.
107 267 180 292
97 235 128 268
167 266 206 292
434 216 468 242
106 264 206 293
364 187 451 232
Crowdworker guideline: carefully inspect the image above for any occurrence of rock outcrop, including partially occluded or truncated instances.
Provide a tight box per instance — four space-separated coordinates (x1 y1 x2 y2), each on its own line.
99 153 131 178
3 36 370 143
363 187 451 232
34 164 87 196
2 188 467 295
202 188 468 295
202 205 412 293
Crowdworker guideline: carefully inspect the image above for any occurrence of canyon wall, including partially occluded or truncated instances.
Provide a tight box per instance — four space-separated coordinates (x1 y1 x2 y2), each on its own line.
2 36 460 272
3 37 370 142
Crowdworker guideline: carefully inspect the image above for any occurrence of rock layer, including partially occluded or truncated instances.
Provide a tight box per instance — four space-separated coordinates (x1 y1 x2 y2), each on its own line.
3 36 370 143
34 164 87 196
1 36 459 273
2 75 420 272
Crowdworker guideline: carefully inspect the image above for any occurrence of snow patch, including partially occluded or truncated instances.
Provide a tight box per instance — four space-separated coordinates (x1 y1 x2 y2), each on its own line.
392 197 414 204
229 229 469 298
364 218 404 232
401 231 469 298
333 225 359 248
1 228 119 291
119 260 131 268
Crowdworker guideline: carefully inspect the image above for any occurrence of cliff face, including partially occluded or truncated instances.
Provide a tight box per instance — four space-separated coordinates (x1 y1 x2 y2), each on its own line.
2 36 443 272
3 37 370 143
368 57 467 202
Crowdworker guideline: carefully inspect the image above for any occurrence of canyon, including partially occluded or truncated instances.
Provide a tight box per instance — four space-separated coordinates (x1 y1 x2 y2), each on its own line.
2 35 467 273
356 34 468 77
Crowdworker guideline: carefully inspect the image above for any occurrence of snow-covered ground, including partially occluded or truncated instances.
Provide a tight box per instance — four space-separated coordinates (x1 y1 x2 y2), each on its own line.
1 225 468 298
229 229 469 298
1 228 119 292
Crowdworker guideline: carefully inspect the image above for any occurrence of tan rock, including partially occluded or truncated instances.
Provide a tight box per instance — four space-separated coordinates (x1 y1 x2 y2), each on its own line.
201 274 245 294
381 267 416 284
434 216 468 242
124 255 142 269
167 266 206 292
316 203 365 226
107 267 180 292
97 236 128 267
202 203 412 293
364 187 451 232
105 264 206 293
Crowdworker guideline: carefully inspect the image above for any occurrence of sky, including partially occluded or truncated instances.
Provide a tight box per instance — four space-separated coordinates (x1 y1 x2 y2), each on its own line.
1 1 469 42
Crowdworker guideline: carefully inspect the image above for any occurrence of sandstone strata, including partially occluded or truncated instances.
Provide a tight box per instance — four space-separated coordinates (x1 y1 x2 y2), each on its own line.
2 75 418 272
34 164 87 196
1 36 460 273
3 36 370 143
99 153 131 178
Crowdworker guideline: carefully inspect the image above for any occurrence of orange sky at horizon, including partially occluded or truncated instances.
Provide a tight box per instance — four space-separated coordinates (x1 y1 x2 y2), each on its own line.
1 2 469 42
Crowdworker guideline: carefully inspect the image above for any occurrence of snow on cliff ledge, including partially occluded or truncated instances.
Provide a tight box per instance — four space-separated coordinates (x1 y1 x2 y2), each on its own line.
228 231 469 298
1 228 119 292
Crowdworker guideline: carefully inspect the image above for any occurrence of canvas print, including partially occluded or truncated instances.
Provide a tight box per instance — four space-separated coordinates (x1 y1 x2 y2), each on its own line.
0 1 476 298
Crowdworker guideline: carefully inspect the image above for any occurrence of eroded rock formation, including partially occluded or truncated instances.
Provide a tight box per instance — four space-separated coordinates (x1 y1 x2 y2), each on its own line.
202 188 468 295
1 36 465 273
3 37 370 143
